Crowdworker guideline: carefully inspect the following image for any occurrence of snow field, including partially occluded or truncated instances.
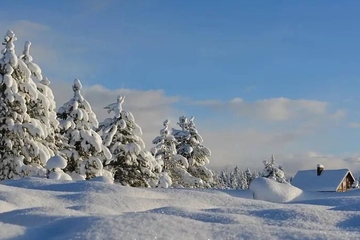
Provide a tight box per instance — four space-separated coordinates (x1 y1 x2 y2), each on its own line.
0 178 360 239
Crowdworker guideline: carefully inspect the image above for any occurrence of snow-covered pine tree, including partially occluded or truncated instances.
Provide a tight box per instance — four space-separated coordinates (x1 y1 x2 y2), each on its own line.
152 119 176 171
245 167 255 187
212 169 227 189
152 119 200 188
227 166 249 189
211 171 220 188
238 170 248 189
98 95 161 187
0 30 27 180
57 79 112 180
0 30 54 180
19 41 67 158
172 116 214 188
262 154 288 183
230 166 240 189
213 166 260 189
219 168 230 189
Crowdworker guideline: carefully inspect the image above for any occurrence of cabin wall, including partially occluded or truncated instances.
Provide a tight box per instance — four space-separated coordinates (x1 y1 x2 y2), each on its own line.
336 174 354 192
337 180 346 192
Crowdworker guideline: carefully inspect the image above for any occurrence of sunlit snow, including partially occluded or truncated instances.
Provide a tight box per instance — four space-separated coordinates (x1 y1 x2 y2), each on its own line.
1 178 360 239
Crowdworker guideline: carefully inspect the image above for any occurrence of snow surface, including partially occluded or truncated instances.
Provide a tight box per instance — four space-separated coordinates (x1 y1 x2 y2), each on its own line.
1 178 360 239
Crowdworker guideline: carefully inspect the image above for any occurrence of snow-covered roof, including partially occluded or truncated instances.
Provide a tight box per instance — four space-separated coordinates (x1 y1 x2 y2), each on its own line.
292 169 354 192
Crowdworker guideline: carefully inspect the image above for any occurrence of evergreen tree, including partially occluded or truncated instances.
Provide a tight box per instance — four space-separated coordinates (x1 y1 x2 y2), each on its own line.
212 169 228 189
230 166 240 189
262 155 288 183
244 168 252 188
238 170 248 189
172 116 214 188
19 41 67 158
219 169 230 189
0 30 53 179
152 119 175 171
57 79 112 179
211 171 221 188
213 166 260 189
152 119 199 188
98 95 161 187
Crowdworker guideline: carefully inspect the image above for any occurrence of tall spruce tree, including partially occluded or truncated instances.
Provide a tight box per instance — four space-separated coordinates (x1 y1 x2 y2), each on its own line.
57 79 112 180
19 41 66 158
98 95 161 187
172 116 214 188
0 30 53 180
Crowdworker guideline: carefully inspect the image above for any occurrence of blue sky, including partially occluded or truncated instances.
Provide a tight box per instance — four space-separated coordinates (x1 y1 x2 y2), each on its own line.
2 1 360 175
4 1 360 99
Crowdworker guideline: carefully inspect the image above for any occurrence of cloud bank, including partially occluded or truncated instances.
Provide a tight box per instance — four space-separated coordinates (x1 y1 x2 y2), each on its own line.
193 97 345 122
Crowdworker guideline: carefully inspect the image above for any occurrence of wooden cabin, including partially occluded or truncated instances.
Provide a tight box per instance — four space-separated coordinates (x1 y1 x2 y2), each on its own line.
291 164 355 192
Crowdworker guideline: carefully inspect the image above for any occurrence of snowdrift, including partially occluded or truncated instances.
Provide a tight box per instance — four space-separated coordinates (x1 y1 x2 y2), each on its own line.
250 177 303 203
1 178 360 239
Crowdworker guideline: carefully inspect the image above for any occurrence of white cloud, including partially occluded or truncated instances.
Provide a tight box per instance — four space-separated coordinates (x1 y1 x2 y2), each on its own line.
200 126 309 174
192 97 345 122
349 122 360 128
192 99 223 106
231 97 338 121
230 97 244 104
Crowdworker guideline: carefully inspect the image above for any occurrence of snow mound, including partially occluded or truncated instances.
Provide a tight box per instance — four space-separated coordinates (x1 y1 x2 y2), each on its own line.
89 176 114 184
68 172 86 180
46 156 67 170
250 177 303 203
48 171 72 181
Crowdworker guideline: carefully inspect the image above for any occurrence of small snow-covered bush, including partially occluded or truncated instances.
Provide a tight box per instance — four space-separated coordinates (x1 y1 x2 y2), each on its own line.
262 155 288 184
46 155 72 181
352 180 359 188
46 156 67 170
